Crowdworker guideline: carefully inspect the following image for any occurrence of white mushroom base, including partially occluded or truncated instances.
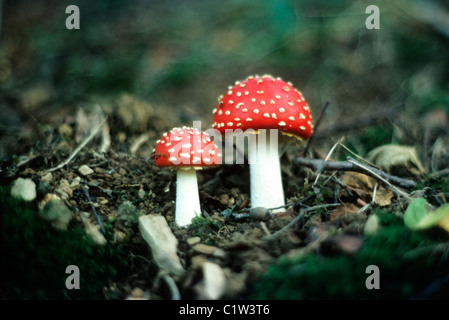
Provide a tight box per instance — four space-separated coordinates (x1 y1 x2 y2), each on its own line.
175 168 201 227
248 134 285 212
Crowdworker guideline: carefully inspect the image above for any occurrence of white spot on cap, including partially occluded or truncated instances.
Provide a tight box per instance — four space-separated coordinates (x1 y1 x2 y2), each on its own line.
212 108 217 114
227 90 232 95
278 121 286 126
256 90 264 94
236 92 242 97
234 117 241 121
242 108 247 112
228 100 234 104
251 98 256 102
253 109 259 114
236 102 244 109
279 108 285 113
244 91 249 95
227 122 233 126
270 100 275 104
288 116 295 121
300 126 306 131
271 113 277 119
225 110 231 115
264 113 270 118
275 95 281 100
283 86 290 92
299 113 306 119
246 117 253 122
260 100 266 106
218 110 223 115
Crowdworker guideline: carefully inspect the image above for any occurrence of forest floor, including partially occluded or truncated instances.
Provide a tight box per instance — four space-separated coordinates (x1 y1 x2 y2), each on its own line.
1 0 449 300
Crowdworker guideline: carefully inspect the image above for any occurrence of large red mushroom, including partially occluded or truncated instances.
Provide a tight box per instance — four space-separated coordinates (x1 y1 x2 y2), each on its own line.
153 127 221 227
212 74 313 211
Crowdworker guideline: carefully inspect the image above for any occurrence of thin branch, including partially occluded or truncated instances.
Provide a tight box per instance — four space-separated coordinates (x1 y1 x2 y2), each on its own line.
80 183 106 235
100 122 111 154
262 203 339 241
303 101 330 156
46 117 107 173
313 137 344 186
294 156 417 190
312 104 404 139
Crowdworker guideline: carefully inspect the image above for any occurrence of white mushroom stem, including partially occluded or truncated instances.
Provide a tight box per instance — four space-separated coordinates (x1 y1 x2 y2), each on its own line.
175 168 201 227
248 131 285 212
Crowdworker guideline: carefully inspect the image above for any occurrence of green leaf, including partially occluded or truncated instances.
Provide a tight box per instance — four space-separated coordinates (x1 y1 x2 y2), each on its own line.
404 198 449 231
404 198 427 229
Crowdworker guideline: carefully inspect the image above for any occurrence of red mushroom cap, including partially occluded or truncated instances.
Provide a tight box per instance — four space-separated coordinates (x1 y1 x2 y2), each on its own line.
153 127 221 168
212 74 313 140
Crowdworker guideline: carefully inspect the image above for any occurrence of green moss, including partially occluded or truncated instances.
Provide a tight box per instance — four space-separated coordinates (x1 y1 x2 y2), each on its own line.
250 211 448 299
0 187 130 299
190 216 222 245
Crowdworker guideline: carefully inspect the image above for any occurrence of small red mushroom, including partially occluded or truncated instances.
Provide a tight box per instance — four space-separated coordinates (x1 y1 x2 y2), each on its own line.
212 74 313 211
153 126 221 227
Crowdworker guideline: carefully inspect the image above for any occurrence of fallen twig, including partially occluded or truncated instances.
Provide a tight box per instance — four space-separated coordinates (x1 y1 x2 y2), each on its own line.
312 104 404 139
303 101 330 156
80 183 106 235
46 117 107 173
294 156 417 190
262 203 339 241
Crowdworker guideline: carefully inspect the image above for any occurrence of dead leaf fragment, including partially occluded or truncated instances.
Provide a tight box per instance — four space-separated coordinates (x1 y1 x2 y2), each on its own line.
366 144 426 177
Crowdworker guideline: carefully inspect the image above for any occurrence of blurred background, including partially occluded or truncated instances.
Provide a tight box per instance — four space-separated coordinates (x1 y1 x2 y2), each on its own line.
1 0 448 160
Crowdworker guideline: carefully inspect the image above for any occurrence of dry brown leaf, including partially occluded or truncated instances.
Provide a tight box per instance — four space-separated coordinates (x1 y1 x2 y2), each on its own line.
330 203 361 220
374 188 394 207
366 144 426 177
340 172 376 189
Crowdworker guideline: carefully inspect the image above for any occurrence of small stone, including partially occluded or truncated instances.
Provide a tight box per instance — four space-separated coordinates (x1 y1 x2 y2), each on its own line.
80 211 90 218
138 186 146 199
57 179 72 198
138 214 184 276
194 262 227 300
11 178 36 202
114 230 127 242
70 177 81 189
219 194 229 206
364 214 379 235
79 165 94 176
84 221 107 246
131 287 145 298
40 172 53 183
38 194 73 230
187 236 201 246
193 243 226 258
